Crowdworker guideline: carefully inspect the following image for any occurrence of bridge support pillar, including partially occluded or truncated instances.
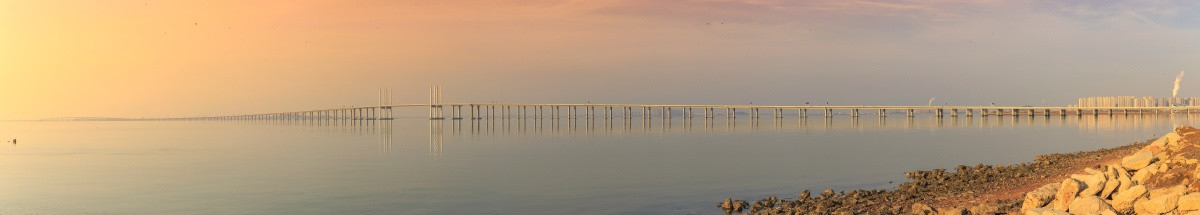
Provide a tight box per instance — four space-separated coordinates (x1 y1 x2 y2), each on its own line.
906 109 914 117
878 109 886 117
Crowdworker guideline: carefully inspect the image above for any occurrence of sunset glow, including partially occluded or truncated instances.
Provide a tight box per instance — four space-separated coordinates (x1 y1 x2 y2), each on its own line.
3 1 1199 119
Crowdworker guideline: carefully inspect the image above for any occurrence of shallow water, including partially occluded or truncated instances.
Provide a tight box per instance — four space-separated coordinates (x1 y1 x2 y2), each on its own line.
0 114 1191 214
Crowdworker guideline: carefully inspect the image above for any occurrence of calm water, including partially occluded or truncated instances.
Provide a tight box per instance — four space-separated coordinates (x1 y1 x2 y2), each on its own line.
0 114 1192 214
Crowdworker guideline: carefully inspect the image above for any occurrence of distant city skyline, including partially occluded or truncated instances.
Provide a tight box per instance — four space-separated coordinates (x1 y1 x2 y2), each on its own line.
1076 96 1200 108
3 1 1199 120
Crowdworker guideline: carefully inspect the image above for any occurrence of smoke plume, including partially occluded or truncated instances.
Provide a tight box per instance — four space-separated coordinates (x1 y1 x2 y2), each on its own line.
1174 71 1185 97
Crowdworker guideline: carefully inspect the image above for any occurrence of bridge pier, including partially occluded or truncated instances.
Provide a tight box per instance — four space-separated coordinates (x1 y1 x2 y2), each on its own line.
878 109 886 117
451 105 462 120
906 109 914 117
851 109 860 117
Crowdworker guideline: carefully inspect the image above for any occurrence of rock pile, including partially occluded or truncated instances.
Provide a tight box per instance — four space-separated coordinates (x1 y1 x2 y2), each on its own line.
1020 126 1200 215
716 126 1162 214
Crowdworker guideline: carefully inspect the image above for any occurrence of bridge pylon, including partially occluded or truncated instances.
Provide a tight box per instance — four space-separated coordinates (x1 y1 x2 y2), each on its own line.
429 86 445 120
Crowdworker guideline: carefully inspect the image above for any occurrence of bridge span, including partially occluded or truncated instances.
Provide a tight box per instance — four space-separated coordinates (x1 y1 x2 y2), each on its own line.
134 88 1200 121
165 103 1200 121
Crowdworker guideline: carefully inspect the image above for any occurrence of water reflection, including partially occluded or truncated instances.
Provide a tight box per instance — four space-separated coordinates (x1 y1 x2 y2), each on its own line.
428 120 442 157
244 114 1200 157
9 113 1200 214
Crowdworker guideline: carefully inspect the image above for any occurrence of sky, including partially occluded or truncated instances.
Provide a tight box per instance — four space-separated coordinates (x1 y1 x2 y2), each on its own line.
2 0 1200 120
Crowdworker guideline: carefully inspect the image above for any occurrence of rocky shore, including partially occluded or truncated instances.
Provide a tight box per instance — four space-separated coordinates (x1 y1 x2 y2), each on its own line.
718 126 1200 214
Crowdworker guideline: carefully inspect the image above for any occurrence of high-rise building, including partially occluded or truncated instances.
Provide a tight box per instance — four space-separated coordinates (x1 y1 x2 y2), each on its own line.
1076 96 1197 107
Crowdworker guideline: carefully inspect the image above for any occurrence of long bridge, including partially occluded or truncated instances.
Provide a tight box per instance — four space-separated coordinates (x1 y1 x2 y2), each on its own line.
144 88 1200 121
179 104 1200 121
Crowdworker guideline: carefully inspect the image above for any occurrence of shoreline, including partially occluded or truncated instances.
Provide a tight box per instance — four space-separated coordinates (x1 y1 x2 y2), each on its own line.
719 129 1162 214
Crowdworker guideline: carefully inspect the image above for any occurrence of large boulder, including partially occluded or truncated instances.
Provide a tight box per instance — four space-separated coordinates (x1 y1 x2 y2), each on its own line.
1072 173 1106 196
1099 178 1120 199
1022 183 1059 212
1149 185 1187 199
1131 167 1156 184
1112 185 1148 214
1025 207 1069 215
1122 151 1157 170
1115 165 1133 193
1134 191 1181 214
969 203 999 215
940 207 968 215
1067 196 1115 214
1179 193 1200 211
1151 134 1171 147
1164 132 1183 147
1053 178 1083 211
911 203 937 215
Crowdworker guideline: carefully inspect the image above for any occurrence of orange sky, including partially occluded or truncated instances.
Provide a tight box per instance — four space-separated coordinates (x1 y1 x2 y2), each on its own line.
3 1 1199 120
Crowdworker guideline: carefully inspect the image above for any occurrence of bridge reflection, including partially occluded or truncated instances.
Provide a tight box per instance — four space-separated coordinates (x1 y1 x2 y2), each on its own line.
258 113 1200 157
